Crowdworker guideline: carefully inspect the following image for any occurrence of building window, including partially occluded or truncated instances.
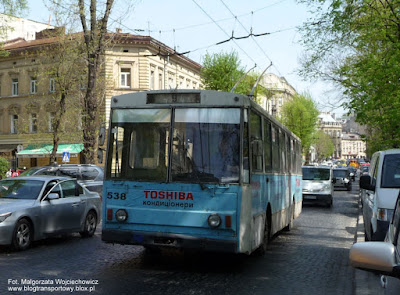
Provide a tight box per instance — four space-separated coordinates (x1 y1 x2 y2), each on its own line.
158 73 163 90
10 114 18 134
30 113 38 133
48 112 55 132
30 77 37 94
120 68 131 88
49 78 55 93
150 70 155 90
12 78 18 96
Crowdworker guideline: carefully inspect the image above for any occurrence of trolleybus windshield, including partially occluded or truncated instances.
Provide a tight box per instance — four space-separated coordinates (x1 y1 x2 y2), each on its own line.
108 108 240 184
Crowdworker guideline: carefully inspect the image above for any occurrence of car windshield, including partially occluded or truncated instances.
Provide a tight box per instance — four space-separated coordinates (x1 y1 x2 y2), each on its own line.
333 170 348 178
19 167 42 176
381 154 400 188
302 167 331 180
0 179 44 199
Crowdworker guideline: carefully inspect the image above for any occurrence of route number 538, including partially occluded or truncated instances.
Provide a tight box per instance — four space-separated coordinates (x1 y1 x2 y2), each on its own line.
107 192 126 200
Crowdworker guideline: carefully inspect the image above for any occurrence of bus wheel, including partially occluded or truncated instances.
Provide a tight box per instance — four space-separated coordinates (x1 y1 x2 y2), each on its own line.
253 213 270 255
284 203 294 231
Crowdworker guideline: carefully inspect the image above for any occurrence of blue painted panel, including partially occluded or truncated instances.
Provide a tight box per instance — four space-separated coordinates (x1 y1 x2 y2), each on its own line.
103 181 240 239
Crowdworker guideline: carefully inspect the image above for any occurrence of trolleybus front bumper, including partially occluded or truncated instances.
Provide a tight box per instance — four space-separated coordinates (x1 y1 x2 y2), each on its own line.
102 228 238 253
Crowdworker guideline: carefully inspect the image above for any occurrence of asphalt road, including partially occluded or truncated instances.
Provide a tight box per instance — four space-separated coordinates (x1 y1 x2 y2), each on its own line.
0 181 385 295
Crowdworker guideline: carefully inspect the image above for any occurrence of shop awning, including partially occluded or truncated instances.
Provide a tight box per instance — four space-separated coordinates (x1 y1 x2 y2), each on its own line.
16 144 84 158
0 144 18 153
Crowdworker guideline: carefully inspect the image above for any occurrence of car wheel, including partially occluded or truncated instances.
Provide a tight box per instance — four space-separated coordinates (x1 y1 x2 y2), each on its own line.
12 218 33 251
80 211 97 237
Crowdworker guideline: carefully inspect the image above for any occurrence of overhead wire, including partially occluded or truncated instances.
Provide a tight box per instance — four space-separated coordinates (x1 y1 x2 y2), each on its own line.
220 0 282 76
191 0 258 66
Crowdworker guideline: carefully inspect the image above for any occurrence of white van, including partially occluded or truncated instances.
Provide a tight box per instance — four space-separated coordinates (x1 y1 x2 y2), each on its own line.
302 166 334 207
360 149 400 241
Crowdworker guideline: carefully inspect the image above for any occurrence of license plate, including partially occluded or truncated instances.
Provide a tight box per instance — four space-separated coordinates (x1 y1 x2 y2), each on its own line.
305 196 317 200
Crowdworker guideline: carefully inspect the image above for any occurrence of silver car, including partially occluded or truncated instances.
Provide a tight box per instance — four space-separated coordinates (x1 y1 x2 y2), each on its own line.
350 192 400 294
0 176 101 251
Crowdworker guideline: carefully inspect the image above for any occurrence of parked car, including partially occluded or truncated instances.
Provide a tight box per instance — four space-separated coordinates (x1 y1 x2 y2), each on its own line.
333 168 352 191
20 164 103 197
302 166 334 207
350 191 400 294
360 149 400 241
0 176 101 250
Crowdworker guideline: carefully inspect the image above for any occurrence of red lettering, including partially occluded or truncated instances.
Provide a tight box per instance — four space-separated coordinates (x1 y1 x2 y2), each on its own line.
143 190 194 201
166 191 173 200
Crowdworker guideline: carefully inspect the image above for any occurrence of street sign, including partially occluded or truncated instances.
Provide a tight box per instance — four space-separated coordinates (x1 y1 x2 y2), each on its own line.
62 152 70 163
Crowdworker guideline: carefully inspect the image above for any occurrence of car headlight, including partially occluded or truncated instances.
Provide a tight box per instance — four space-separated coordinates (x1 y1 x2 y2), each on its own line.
208 214 221 228
115 209 128 222
0 212 12 223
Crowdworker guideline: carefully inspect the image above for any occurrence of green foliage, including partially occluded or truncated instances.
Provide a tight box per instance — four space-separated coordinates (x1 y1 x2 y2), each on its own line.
313 130 334 160
0 157 9 178
201 51 264 98
299 0 400 150
279 93 319 155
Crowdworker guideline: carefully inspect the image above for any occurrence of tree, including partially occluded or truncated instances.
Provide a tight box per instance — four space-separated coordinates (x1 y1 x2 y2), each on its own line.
0 157 8 178
35 31 86 164
201 51 265 98
298 0 400 151
78 0 114 164
0 1 28 46
279 93 319 162
313 130 334 161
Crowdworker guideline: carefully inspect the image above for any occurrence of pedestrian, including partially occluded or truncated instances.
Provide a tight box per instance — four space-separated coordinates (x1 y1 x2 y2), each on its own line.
5 168 12 178
11 169 18 177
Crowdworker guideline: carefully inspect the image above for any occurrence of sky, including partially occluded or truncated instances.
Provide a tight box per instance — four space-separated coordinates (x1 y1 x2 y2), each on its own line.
26 0 345 116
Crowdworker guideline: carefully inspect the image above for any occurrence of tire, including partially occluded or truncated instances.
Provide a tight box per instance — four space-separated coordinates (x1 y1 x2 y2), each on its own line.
364 229 370 241
284 204 294 231
253 212 270 255
80 211 97 237
12 218 33 251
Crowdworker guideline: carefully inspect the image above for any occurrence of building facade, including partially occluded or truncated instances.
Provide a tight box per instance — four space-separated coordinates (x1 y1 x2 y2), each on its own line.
0 27 202 169
341 133 367 159
258 73 297 118
318 112 342 159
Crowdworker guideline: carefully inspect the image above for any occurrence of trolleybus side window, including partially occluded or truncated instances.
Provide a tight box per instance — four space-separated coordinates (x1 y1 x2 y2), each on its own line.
171 108 240 183
272 125 280 171
243 110 250 183
250 111 263 172
108 109 171 181
264 119 272 172
279 129 286 173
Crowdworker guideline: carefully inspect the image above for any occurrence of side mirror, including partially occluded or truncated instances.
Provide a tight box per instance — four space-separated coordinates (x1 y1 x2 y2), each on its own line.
350 242 398 277
360 175 375 191
47 193 59 200
98 126 106 146
97 148 104 164
332 178 336 184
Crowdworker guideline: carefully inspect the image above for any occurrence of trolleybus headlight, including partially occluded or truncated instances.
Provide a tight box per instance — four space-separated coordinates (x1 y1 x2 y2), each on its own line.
115 209 128 222
208 214 221 228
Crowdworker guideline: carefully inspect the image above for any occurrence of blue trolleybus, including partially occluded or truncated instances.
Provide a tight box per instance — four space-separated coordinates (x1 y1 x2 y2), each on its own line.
101 90 302 254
